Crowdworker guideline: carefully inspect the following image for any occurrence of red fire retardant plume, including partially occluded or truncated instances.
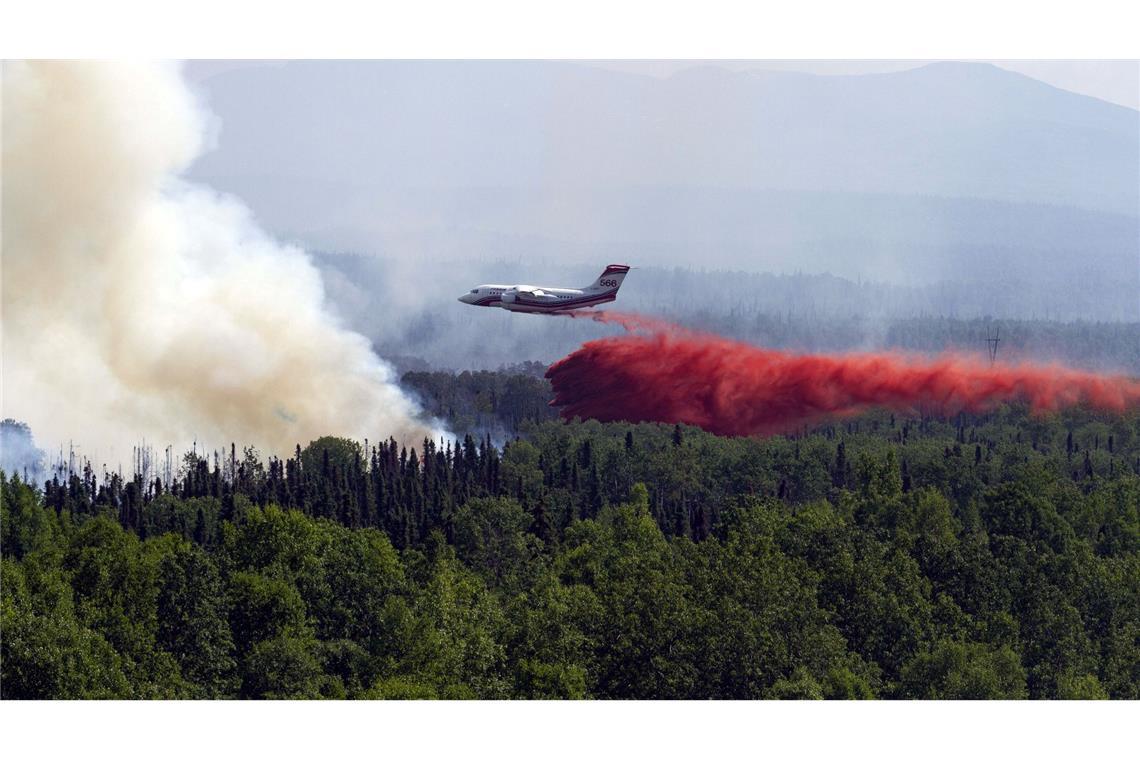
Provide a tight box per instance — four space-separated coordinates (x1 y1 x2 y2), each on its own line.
545 313 1140 436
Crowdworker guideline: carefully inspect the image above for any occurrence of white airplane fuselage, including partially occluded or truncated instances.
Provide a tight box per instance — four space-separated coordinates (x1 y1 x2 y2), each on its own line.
458 264 630 314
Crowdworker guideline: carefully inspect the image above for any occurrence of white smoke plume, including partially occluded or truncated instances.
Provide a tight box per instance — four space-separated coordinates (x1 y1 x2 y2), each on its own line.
2 61 441 459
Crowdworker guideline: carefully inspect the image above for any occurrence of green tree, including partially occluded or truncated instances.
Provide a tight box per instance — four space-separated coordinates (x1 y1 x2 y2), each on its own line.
242 635 330 699
555 484 702 698
1 472 61 560
452 496 540 589
300 436 362 477
899 640 1027 699
505 571 598 699
228 571 307 658
404 549 510 698
1 559 131 698
1055 671 1109 699
691 500 875 699
156 542 238 697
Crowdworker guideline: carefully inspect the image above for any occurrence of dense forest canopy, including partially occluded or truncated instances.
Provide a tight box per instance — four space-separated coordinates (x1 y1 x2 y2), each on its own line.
3 367 1138 699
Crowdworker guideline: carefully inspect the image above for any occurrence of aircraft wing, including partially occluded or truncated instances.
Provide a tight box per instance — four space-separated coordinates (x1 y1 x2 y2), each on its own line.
514 288 560 303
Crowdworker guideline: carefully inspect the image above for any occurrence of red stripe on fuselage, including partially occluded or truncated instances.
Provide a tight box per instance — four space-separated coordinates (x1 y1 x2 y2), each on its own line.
514 291 616 310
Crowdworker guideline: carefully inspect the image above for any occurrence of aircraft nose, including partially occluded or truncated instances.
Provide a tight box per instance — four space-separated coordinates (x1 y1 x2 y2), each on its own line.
458 292 476 304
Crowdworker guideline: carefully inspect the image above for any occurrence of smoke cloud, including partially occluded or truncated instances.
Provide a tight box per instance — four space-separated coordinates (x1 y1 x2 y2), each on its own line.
2 61 440 458
0 420 46 482
547 313 1140 435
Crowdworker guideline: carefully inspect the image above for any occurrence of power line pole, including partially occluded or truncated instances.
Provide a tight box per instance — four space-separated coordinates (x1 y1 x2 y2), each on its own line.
985 327 1001 366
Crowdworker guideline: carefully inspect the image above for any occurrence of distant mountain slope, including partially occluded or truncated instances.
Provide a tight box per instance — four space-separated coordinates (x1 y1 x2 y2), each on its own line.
188 60 1137 213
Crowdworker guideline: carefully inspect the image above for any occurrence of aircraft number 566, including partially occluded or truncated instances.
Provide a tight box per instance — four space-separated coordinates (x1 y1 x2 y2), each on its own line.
600 278 619 288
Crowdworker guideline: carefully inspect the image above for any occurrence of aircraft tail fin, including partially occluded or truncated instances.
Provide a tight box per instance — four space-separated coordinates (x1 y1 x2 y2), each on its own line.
586 264 631 293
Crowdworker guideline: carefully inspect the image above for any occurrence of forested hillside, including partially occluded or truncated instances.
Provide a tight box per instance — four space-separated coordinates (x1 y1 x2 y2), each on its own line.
4 366 1138 699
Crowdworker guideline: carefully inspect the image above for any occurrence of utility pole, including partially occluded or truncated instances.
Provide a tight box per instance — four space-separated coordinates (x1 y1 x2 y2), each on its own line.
985 327 1001 366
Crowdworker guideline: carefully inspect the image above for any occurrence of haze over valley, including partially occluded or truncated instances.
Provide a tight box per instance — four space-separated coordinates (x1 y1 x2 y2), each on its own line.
184 60 1140 370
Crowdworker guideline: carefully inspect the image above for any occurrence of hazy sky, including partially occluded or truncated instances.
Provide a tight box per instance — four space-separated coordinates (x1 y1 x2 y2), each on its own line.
582 60 1140 110
185 59 1140 110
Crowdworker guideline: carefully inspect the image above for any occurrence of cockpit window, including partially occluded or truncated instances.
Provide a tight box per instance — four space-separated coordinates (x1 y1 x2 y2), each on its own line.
470 289 479 294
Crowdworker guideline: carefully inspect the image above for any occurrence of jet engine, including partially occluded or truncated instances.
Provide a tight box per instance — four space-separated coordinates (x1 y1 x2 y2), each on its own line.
500 289 518 304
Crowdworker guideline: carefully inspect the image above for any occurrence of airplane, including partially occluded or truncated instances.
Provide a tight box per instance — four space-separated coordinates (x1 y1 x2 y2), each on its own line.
458 264 631 314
